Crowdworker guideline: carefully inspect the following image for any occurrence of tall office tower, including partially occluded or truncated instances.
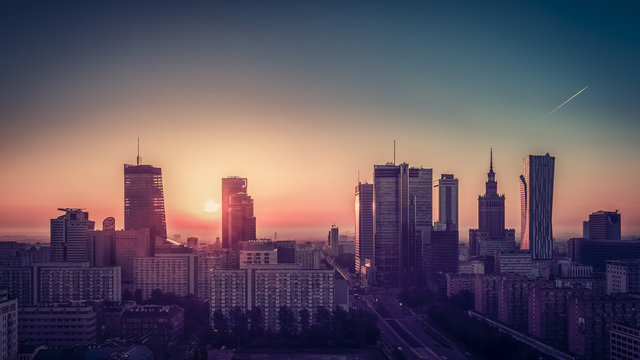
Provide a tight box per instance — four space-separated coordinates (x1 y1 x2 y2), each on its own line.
437 174 459 231
328 225 339 255
50 208 95 262
479 150 505 236
519 154 555 260
355 182 374 275
585 210 621 240
227 192 256 250
373 163 432 288
124 151 167 255
221 177 248 249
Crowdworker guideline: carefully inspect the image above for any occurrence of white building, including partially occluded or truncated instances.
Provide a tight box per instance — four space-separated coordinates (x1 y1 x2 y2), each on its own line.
494 250 532 276
606 259 640 295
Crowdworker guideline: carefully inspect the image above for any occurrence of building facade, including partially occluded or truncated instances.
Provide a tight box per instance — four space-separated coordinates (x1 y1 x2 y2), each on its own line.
18 303 97 347
355 182 374 276
133 254 198 299
120 305 185 351
0 289 17 360
34 262 121 303
124 160 167 255
437 174 459 231
50 208 95 262
221 177 248 249
607 260 640 295
610 322 640 360
520 154 555 260
586 210 621 241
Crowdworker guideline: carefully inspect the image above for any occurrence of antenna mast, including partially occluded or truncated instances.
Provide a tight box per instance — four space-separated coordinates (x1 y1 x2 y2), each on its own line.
393 140 396 165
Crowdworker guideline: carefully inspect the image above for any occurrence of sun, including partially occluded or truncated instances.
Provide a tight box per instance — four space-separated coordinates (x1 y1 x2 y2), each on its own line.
204 199 220 213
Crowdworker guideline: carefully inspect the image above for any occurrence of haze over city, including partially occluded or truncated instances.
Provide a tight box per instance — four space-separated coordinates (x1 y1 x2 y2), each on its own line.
1 1 639 240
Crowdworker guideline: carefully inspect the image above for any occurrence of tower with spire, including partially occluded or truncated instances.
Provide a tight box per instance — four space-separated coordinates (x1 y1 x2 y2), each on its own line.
469 149 516 257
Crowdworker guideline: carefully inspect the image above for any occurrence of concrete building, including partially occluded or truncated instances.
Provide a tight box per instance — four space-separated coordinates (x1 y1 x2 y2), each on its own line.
120 305 184 351
497 276 548 331
474 274 501 318
50 208 95 262
240 242 278 267
114 229 151 285
227 192 257 249
528 286 592 349
557 260 593 279
520 154 555 260
458 260 485 274
494 250 532 276
327 226 339 255
568 295 640 360
124 157 168 255
610 322 640 360
355 182 374 276
133 253 197 299
445 273 475 298
18 302 97 347
585 210 621 241
427 229 459 290
0 289 17 360
295 245 321 270
34 262 121 303
607 260 640 295
0 267 34 306
209 264 336 331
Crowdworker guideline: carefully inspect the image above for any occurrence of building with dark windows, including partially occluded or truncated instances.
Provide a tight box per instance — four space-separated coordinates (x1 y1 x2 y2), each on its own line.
227 192 256 249
221 177 248 249
584 210 621 240
520 153 555 260
427 228 459 292
124 155 167 255
50 208 95 262
120 305 185 352
355 182 374 276
436 174 458 231
0 289 17 360
133 253 198 299
18 302 97 347
373 163 432 288
569 238 640 271
606 259 640 295
610 322 640 360
469 151 516 258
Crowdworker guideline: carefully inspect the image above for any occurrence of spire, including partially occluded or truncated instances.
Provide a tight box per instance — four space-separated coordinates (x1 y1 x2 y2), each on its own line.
136 138 142 166
490 147 493 172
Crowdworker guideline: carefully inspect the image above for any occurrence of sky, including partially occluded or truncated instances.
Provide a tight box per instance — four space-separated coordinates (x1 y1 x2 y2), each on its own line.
1 1 639 241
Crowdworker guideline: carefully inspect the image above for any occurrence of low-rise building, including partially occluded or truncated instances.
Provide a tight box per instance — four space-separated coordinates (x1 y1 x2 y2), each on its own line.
445 273 475 298
607 259 640 296
494 250 532 276
18 303 97 347
120 305 185 351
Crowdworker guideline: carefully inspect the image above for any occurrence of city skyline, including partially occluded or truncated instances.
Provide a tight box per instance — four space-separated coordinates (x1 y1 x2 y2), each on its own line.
1 1 639 240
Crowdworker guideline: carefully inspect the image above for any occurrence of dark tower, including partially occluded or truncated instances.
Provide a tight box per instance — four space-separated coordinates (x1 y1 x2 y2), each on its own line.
221 177 248 249
124 144 167 255
478 149 506 238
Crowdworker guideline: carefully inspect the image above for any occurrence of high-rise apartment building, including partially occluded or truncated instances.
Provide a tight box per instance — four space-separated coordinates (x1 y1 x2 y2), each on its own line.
221 177 248 249
0 289 17 360
50 208 95 262
355 182 374 275
610 323 640 360
373 163 432 288
520 154 555 260
584 210 621 240
33 262 121 303
124 151 167 255
606 259 640 295
133 253 198 299
437 174 459 231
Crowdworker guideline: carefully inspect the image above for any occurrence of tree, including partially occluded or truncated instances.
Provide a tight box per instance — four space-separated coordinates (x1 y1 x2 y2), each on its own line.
278 306 296 340
229 306 248 346
299 308 310 333
450 290 474 311
248 307 264 345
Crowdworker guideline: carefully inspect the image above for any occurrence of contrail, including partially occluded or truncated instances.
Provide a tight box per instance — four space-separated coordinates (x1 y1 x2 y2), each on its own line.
544 85 589 118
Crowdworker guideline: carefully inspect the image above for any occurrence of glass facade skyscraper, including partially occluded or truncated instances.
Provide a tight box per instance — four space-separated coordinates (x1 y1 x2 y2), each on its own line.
221 177 248 249
520 154 555 260
124 162 167 255
355 182 374 275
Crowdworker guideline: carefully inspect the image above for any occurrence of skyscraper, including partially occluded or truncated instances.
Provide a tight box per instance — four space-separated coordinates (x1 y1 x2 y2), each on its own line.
585 210 621 240
355 182 374 275
221 177 248 249
50 208 95 262
124 150 167 255
227 192 256 249
373 163 432 288
437 174 459 231
328 225 339 255
520 153 555 260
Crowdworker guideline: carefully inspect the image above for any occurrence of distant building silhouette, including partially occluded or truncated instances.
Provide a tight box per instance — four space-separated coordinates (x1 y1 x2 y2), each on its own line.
355 182 374 275
228 192 256 250
584 210 621 240
124 155 167 255
221 177 248 249
520 154 555 260
50 208 95 262
437 174 458 231
373 163 432 288
569 238 640 271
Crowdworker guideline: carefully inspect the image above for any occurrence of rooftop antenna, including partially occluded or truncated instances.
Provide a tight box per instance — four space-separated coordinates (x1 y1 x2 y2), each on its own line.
358 170 360 184
136 138 141 166
393 140 396 165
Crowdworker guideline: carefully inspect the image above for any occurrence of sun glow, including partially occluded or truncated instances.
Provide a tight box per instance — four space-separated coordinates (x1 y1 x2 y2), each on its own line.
204 200 220 213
